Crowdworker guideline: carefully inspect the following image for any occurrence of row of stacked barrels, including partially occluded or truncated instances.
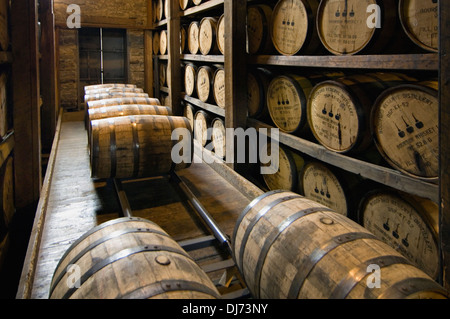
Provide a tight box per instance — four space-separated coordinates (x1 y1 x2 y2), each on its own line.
249 67 439 182
246 0 438 55
152 0 215 23
260 142 441 282
49 83 222 299
57 83 448 299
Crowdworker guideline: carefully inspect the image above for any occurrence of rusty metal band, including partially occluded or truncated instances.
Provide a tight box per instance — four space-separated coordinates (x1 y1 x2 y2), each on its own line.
109 118 117 177
129 116 140 178
122 279 221 299
237 193 303 274
287 232 378 299
232 190 286 256
329 255 412 299
377 277 448 299
253 206 335 298
61 244 194 299
50 227 170 296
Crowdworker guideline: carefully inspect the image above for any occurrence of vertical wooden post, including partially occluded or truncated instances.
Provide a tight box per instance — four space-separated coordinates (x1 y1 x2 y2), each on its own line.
144 0 154 96
11 0 41 208
167 0 181 115
39 0 57 153
439 0 450 290
224 0 247 169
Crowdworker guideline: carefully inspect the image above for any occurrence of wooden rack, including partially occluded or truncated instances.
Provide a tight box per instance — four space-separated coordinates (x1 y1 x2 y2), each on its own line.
152 0 450 290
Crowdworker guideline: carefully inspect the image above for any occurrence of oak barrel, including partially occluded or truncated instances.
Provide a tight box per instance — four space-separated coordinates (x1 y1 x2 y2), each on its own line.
299 162 351 217
84 83 136 94
184 63 197 97
159 63 167 87
196 65 215 103
87 97 161 109
216 14 225 55
399 0 438 52
213 68 225 108
247 68 272 120
267 73 344 134
180 0 192 10
371 81 438 181
188 21 200 54
184 103 195 130
262 144 305 192
90 115 192 179
160 30 168 55
271 0 320 56
232 190 448 299
247 5 274 55
85 87 144 96
0 0 9 51
85 92 149 103
0 73 7 137
88 104 172 122
49 217 220 299
192 0 203 5
153 31 160 55
194 110 211 147
180 25 187 53
199 17 219 55
317 0 399 55
211 118 226 158
359 190 440 280
307 72 417 154
156 0 165 21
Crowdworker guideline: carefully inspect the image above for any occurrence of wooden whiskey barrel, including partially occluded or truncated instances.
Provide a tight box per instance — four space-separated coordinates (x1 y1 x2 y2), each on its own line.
317 0 398 55
84 83 136 94
90 115 192 179
88 104 172 122
159 63 167 87
271 0 320 56
307 72 417 154
299 162 351 217
199 17 219 55
160 30 168 55
216 14 225 55
247 68 272 120
192 0 203 5
371 81 438 180
188 21 200 54
0 73 7 138
156 0 165 21
180 25 187 54
247 4 274 54
0 0 9 51
266 73 344 134
87 97 161 109
358 190 440 280
85 92 149 103
213 68 225 108
184 103 195 130
184 63 197 97
399 0 439 52
211 118 226 158
196 65 215 103
49 217 221 299
194 110 211 147
232 190 448 299
153 31 160 55
180 0 192 10
262 144 305 192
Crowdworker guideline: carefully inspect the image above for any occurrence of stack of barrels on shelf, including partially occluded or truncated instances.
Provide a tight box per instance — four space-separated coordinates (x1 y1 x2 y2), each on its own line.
84 83 192 180
185 14 224 56
245 0 438 57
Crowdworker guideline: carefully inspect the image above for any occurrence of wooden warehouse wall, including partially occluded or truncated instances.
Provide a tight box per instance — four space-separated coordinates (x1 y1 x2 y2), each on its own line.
53 0 153 111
